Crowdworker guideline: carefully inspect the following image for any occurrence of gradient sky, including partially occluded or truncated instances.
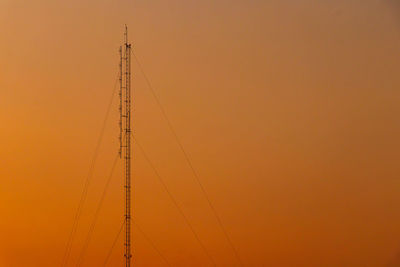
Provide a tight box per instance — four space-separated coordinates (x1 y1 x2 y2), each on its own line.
1 0 400 266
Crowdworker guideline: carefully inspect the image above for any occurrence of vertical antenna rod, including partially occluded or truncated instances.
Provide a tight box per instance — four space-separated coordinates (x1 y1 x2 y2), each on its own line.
122 25 132 267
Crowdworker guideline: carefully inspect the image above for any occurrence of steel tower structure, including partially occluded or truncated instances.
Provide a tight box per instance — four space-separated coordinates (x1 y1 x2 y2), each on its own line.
119 25 132 267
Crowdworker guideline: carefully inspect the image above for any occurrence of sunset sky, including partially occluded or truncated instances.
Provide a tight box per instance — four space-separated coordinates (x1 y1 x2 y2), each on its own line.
1 0 400 266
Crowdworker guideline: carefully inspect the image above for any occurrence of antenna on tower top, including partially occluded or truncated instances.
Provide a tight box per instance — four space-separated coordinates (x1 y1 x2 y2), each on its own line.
124 24 128 44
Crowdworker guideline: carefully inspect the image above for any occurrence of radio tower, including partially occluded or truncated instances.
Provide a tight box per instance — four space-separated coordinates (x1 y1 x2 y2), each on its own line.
119 25 132 267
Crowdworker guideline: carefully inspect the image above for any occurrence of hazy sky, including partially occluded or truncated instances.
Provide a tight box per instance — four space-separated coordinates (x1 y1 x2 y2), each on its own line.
1 0 400 266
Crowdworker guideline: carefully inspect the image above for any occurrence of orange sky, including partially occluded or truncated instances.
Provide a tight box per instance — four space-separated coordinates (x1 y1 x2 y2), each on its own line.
1 0 400 266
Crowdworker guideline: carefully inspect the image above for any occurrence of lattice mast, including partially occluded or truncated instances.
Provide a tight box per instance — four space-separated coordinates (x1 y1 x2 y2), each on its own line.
119 25 132 267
